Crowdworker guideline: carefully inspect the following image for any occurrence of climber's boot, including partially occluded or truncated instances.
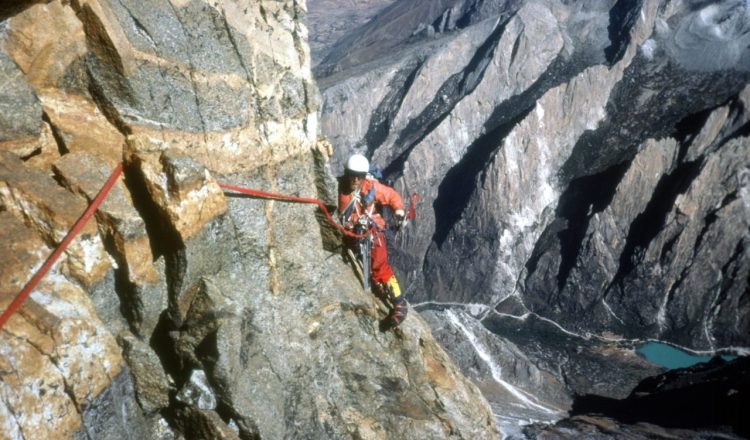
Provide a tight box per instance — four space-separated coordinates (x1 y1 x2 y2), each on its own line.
388 296 408 327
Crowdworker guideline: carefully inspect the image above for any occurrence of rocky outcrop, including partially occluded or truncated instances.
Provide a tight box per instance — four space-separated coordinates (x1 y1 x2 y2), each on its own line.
314 0 750 433
524 356 750 439
1 0 498 438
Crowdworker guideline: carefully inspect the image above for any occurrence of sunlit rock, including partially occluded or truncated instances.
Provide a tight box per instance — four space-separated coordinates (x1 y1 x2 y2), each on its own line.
0 151 111 287
176 369 216 411
0 273 123 439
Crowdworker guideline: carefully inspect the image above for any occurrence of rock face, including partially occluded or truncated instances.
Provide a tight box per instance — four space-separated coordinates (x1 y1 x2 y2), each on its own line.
1 1 498 439
306 0 397 66
314 0 750 434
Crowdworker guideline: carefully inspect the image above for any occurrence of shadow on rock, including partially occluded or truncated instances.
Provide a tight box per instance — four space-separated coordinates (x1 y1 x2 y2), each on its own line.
571 356 750 437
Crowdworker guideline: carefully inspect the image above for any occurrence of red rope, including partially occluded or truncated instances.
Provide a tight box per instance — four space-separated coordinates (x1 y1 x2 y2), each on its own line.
1 168 377 331
0 163 124 330
219 183 370 238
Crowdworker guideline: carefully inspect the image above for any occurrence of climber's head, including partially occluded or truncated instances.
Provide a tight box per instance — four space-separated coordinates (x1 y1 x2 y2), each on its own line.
344 153 369 191
344 153 369 178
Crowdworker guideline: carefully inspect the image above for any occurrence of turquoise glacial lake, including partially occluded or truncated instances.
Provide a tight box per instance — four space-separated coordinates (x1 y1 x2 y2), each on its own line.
637 342 737 370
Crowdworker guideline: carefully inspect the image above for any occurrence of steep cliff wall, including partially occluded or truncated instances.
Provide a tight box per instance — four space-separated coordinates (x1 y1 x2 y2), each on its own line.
318 0 750 354
315 0 750 434
0 1 498 438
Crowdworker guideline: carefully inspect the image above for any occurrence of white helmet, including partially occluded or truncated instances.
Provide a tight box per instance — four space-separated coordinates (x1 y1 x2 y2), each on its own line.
345 153 369 176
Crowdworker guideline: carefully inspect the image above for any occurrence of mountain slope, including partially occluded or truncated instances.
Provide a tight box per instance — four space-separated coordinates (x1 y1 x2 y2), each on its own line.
317 0 750 354
314 0 750 435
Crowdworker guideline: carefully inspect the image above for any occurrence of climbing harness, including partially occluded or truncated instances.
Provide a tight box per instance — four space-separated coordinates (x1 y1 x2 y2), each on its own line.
353 217 373 292
340 189 420 293
340 190 376 292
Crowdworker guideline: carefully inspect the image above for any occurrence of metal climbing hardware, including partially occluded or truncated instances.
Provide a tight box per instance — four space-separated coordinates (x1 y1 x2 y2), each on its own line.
341 192 359 225
353 215 374 292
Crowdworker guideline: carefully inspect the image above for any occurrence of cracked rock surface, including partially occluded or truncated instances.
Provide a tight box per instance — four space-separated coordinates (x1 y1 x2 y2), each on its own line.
1 0 499 438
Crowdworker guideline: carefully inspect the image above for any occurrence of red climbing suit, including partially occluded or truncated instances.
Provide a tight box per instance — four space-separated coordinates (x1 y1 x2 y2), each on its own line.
338 177 403 284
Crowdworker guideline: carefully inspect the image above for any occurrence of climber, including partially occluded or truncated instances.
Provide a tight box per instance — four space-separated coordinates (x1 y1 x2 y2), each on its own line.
339 153 408 330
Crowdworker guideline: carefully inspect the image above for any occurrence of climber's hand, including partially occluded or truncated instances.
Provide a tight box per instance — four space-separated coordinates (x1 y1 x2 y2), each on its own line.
393 209 406 231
